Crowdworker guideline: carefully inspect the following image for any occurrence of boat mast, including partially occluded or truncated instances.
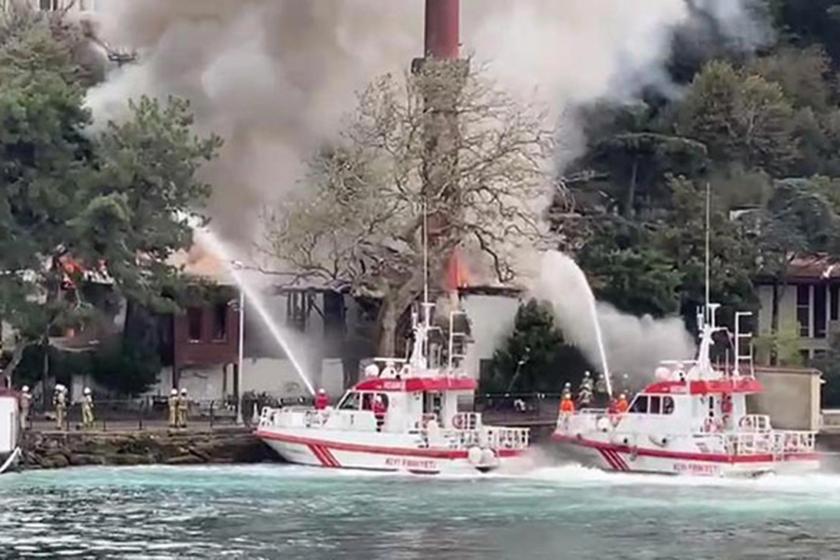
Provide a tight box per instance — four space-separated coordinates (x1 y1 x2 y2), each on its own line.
704 182 711 323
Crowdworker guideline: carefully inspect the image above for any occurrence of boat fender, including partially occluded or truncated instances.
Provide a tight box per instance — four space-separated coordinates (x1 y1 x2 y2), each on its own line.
596 417 611 432
622 437 630 445
480 448 496 465
468 447 482 465
649 435 668 448
576 433 583 440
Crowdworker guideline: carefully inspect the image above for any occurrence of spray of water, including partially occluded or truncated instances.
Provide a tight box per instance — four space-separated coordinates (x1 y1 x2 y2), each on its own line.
531 252 613 395
192 228 316 397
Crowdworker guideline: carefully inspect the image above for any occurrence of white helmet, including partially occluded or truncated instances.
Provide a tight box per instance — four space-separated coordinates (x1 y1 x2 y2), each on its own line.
180 388 187 395
318 388 326 394
84 387 91 395
21 385 29 393
171 388 178 396
584 371 591 378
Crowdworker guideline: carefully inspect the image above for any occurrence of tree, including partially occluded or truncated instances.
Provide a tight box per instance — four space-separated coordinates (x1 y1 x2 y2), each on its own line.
679 60 799 175
485 299 590 393
652 177 759 326
262 61 566 355
0 12 222 385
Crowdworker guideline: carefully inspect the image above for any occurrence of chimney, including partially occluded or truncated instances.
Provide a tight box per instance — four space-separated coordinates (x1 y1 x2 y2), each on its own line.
424 0 460 60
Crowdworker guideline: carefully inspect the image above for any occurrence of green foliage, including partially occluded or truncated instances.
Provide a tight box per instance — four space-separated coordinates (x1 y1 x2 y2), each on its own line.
564 8 840 345
754 319 804 367
91 336 161 397
484 299 591 393
0 12 221 382
678 61 798 174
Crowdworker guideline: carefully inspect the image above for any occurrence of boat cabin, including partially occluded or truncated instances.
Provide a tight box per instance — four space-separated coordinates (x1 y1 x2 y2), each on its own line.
623 373 763 435
334 361 479 434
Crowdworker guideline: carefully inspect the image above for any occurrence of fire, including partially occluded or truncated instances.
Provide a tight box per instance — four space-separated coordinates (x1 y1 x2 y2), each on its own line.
443 248 470 291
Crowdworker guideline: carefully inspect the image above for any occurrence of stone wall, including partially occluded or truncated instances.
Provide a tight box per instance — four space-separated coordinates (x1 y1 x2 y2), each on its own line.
21 428 278 470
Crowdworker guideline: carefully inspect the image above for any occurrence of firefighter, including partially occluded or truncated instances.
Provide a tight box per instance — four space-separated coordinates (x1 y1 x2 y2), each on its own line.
19 385 32 430
81 387 95 430
559 392 576 415
168 388 178 428
616 393 630 414
562 382 572 399
314 388 329 410
577 372 593 408
595 373 607 395
373 394 387 430
177 388 189 428
53 384 67 430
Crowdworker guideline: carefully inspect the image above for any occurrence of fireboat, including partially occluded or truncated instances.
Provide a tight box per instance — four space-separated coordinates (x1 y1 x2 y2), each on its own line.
0 388 21 475
256 302 530 474
552 304 819 477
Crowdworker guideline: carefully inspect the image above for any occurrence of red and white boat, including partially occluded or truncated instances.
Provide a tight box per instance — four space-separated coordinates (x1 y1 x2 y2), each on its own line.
552 305 819 477
0 388 21 474
256 304 530 474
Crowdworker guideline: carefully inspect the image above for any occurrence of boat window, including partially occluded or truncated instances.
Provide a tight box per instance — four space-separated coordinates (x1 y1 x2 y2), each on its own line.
361 393 374 411
630 395 648 413
338 392 361 410
663 396 675 415
649 396 661 414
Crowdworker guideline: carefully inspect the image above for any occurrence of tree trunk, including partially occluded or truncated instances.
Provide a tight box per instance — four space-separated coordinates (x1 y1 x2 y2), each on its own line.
625 158 638 218
770 280 780 366
40 336 50 408
1 341 27 387
375 298 399 357
374 271 426 357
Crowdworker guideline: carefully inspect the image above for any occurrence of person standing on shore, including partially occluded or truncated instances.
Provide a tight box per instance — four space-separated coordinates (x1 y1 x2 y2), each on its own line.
168 389 178 428
177 388 189 429
20 386 32 430
81 387 95 430
53 385 67 430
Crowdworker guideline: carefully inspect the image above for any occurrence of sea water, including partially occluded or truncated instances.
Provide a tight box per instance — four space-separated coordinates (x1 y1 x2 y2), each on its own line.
1 464 839 559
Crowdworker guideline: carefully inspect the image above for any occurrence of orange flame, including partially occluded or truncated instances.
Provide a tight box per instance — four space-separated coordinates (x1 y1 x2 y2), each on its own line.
443 248 470 291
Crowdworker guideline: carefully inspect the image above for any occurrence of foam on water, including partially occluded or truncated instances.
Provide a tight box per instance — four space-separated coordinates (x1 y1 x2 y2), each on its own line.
4 464 840 558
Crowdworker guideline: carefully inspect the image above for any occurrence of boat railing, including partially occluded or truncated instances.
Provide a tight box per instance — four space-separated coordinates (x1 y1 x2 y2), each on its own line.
737 414 771 433
724 430 816 457
421 426 530 451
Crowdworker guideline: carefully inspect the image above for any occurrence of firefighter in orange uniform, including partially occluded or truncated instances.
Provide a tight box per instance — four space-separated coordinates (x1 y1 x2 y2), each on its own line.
616 393 630 413
559 393 575 415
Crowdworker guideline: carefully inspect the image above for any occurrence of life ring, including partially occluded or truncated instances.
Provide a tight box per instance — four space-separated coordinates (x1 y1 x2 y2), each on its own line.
739 416 753 430
453 415 465 430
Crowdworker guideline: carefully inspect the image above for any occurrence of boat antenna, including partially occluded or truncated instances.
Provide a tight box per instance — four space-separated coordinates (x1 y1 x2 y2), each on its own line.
704 182 711 324
423 197 429 309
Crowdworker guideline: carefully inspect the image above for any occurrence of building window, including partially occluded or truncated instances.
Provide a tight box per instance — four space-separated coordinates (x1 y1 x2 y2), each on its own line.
39 0 61 10
187 307 203 342
797 285 811 338
212 303 228 341
815 284 827 338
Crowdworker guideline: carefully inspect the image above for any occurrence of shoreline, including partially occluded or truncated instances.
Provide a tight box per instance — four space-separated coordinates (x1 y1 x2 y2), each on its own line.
19 426 276 470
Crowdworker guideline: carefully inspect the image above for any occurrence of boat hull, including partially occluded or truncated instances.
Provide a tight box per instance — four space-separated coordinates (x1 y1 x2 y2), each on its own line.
552 433 820 477
257 428 524 475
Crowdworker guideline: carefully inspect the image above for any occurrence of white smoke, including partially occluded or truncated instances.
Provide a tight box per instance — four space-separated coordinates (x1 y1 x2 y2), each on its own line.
530 252 696 382
85 0 766 248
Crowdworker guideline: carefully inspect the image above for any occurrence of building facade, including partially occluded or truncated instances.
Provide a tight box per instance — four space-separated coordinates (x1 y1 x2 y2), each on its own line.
755 255 840 364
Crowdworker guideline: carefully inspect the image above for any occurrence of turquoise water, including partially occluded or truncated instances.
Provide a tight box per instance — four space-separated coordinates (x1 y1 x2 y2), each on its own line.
1 462 840 559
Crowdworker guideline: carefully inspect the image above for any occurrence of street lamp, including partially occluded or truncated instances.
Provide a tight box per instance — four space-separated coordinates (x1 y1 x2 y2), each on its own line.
231 260 245 426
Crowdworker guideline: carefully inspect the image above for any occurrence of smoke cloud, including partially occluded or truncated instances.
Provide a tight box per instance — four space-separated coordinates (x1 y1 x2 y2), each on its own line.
86 0 766 249
530 252 696 384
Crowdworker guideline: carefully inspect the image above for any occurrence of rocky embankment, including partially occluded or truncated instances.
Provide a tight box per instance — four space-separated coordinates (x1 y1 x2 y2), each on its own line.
21 428 277 470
